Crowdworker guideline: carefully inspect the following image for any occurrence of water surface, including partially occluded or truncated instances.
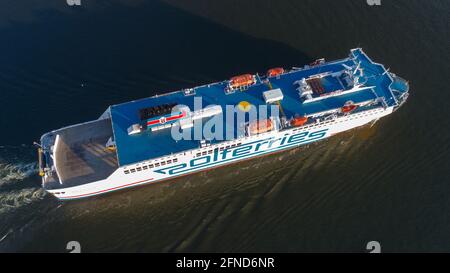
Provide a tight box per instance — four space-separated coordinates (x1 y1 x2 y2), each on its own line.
0 0 449 252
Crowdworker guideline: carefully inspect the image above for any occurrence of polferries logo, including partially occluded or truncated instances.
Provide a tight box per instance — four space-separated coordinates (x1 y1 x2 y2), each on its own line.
155 129 328 175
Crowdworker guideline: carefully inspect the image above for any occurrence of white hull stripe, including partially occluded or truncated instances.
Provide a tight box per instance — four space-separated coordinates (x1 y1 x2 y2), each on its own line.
57 131 328 200
58 178 154 199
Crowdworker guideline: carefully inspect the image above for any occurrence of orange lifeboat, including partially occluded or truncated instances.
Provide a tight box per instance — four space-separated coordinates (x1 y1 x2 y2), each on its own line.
267 67 284 77
229 74 255 89
249 119 273 135
341 104 357 113
291 116 308 127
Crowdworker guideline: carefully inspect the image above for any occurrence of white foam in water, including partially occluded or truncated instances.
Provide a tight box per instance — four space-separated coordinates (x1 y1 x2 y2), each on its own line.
0 188 46 214
0 162 37 185
0 151 45 217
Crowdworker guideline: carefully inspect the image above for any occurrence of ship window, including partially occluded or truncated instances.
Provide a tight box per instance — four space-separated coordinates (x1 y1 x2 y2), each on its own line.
226 145 230 149
174 158 178 163
124 170 130 174
167 160 172 164
161 161 166 166
143 166 148 170
149 164 154 168
155 163 160 167
137 167 142 171
219 147 224 151
196 153 201 157
237 143 242 146
131 169 136 173
202 151 207 156
208 150 213 154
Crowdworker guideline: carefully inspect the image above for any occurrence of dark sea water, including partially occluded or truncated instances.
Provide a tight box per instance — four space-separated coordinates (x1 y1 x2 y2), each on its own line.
0 0 449 252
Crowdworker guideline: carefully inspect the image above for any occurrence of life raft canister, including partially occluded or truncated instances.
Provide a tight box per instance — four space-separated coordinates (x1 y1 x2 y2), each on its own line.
341 104 357 113
291 116 308 127
267 67 284 77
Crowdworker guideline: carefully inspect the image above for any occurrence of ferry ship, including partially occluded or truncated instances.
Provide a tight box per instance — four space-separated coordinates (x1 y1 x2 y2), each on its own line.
37 48 409 200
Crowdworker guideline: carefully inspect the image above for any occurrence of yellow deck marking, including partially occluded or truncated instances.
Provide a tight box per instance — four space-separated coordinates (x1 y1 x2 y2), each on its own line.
237 101 252 112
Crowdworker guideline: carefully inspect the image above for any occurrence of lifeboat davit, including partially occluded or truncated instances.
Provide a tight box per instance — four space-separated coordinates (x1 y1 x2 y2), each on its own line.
229 74 255 89
309 58 325 66
249 119 273 135
341 104 357 113
291 116 308 127
267 67 284 77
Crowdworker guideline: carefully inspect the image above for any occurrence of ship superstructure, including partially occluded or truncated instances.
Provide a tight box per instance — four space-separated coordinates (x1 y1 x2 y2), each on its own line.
38 48 409 200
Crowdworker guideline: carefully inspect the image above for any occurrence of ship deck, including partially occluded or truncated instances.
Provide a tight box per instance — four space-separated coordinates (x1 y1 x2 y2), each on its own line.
43 118 118 189
110 48 396 166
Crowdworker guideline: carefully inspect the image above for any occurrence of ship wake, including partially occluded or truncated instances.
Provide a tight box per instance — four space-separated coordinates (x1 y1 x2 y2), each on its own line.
0 147 46 215
0 162 37 186
0 187 46 214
